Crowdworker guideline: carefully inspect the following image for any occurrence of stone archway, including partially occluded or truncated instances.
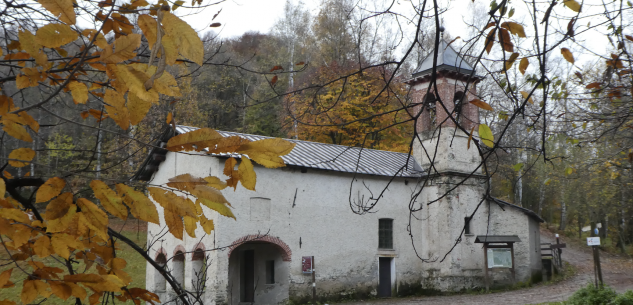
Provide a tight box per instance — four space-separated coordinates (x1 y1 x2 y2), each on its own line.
227 235 291 305
227 234 292 261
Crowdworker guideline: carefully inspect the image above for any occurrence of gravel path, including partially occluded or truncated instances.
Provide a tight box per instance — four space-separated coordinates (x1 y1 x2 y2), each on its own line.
336 230 633 305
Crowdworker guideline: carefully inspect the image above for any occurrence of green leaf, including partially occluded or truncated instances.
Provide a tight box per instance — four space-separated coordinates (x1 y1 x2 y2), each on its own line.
544 178 551 185
565 167 573 175
513 163 524 171
478 124 494 148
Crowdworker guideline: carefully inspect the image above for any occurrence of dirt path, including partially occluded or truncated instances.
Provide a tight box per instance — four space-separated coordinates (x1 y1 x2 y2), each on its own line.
337 230 633 305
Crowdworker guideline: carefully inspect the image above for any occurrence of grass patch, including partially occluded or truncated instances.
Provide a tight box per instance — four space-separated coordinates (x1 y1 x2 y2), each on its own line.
0 229 147 304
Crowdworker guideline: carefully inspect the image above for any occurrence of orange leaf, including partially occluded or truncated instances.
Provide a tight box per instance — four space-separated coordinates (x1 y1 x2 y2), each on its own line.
485 29 496 54
8 147 35 167
36 177 66 203
469 99 494 111
561 48 575 64
271 75 278 86
166 112 172 124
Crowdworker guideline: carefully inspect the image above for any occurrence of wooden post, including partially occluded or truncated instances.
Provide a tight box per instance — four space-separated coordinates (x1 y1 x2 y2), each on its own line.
311 256 316 302
510 243 516 285
595 247 603 286
483 244 489 292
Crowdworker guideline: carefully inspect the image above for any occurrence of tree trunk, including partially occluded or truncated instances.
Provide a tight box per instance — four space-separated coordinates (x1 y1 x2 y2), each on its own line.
559 187 567 231
538 178 546 216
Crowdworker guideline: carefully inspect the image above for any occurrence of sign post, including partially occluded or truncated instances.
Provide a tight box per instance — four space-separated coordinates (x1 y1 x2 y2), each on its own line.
587 233 603 287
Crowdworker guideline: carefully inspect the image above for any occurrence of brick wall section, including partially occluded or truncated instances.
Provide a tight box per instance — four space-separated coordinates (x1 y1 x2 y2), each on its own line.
191 242 205 261
411 76 479 132
173 245 186 260
227 235 292 261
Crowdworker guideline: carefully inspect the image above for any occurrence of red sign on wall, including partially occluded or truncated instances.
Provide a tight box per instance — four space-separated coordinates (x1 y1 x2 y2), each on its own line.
302 256 313 273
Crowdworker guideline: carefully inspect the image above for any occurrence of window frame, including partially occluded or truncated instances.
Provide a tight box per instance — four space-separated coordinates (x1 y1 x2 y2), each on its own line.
265 260 275 284
378 218 394 250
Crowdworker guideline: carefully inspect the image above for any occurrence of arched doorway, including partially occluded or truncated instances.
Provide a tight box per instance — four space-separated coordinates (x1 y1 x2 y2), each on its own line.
227 235 291 305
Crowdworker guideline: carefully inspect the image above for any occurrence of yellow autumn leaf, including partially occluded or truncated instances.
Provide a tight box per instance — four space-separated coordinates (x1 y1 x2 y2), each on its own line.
520 91 534 104
561 48 575 64
0 179 5 196
469 99 494 111
0 269 13 288
113 65 159 103
161 34 178 65
100 34 141 64
104 89 130 130
8 147 35 167
90 180 127 220
166 174 207 191
184 215 197 238
68 81 88 104
197 198 235 219
33 236 52 257
162 12 204 65
21 280 38 304
199 214 214 234
148 187 197 218
51 234 71 259
563 0 581 12
39 0 76 24
44 192 73 220
238 157 256 190
164 209 184 240
467 125 475 150
81 29 108 49
166 128 224 151
128 92 151 126
20 111 40 133
236 138 295 168
137 15 157 49
76 198 108 230
18 30 41 57
478 124 494 148
504 52 519 70
2 120 32 142
36 177 66 203
49 282 72 300
519 57 529 75
115 184 159 224
203 176 228 190
34 23 78 48
500 22 526 38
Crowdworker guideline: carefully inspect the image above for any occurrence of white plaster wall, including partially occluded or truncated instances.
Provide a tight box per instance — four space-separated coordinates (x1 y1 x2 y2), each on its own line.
413 128 482 175
489 203 542 284
145 146 542 303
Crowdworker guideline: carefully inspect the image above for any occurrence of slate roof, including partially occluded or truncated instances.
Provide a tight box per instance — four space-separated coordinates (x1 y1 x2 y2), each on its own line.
490 197 545 223
133 126 424 181
475 235 522 243
412 40 478 78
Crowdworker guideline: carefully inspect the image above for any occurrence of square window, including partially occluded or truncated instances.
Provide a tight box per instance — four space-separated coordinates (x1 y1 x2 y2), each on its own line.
378 219 393 249
265 260 275 284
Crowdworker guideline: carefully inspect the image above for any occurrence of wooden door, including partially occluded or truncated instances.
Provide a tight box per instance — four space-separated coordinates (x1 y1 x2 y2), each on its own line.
378 257 392 297
241 250 255 302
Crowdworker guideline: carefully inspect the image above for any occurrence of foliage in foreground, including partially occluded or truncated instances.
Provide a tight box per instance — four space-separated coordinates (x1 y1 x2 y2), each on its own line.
565 284 633 305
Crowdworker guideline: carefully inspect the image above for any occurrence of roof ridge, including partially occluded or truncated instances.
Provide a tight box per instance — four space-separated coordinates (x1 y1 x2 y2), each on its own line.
177 125 413 156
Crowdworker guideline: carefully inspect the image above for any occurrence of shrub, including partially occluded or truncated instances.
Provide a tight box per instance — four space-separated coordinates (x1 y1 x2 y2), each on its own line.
566 284 617 305
612 290 633 305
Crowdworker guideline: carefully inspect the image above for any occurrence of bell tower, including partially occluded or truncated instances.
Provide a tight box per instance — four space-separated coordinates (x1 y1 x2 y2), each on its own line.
407 33 484 175
407 32 490 291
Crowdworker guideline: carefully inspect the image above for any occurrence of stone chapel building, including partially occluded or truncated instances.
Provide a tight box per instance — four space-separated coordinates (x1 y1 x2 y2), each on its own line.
136 40 544 304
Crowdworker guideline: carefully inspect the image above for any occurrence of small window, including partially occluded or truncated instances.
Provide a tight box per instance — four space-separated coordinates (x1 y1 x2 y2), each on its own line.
173 251 185 286
464 217 472 235
453 91 464 123
265 260 275 284
424 93 437 126
378 219 393 249
154 253 167 291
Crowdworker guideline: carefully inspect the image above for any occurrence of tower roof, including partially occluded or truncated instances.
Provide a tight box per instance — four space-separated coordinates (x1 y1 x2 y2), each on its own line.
412 40 477 78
